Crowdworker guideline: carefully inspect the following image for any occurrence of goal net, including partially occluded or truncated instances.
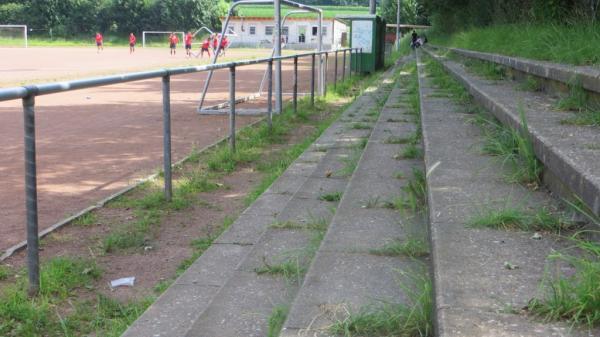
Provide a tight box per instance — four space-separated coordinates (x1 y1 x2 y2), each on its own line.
142 31 184 48
0 25 28 47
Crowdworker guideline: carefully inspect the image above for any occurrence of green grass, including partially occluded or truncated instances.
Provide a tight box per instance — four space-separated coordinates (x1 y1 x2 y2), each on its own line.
555 81 600 127
385 135 415 144
396 143 423 159
319 191 343 202
431 23 600 66
0 257 128 337
72 212 97 226
370 238 429 258
236 5 369 19
330 268 433 337
475 107 543 185
517 76 543 92
266 305 290 337
467 206 571 232
336 146 364 177
392 169 427 213
0 265 9 281
350 122 372 130
462 57 507 80
424 55 472 105
176 216 235 276
528 232 600 327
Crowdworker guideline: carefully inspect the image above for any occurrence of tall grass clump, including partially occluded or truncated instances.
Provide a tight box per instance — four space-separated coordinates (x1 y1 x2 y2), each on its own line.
330 268 433 337
431 23 600 66
528 232 600 327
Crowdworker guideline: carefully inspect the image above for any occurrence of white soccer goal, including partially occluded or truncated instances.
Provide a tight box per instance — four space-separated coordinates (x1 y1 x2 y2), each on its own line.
142 31 184 48
0 25 28 48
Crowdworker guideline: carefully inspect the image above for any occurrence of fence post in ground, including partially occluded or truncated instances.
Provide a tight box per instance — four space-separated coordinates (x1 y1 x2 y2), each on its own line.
293 56 298 114
310 53 315 107
161 75 172 202
334 50 338 89
229 65 236 152
342 49 346 81
22 92 39 296
360 48 363 74
268 60 273 131
350 49 353 78
324 52 328 96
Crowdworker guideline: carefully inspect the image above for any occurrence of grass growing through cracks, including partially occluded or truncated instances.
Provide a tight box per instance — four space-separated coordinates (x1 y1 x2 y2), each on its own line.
462 57 506 81
256 219 327 285
319 192 343 202
528 232 600 327
392 169 427 213
330 268 432 337
266 305 290 337
467 206 571 232
370 237 429 258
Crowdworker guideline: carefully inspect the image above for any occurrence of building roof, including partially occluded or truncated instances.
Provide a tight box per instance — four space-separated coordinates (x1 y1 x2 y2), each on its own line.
223 16 336 22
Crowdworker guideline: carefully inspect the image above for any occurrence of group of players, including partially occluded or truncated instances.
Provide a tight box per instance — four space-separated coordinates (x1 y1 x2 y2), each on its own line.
94 31 229 58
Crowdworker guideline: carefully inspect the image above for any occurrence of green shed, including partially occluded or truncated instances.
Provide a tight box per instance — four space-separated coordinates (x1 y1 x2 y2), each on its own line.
336 14 386 73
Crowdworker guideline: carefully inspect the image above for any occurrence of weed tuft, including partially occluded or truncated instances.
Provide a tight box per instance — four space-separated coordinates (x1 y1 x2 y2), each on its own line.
267 305 290 337
319 192 343 202
467 206 571 232
370 238 429 258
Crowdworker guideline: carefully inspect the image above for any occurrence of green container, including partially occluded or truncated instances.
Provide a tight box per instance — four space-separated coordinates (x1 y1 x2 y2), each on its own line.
336 14 386 74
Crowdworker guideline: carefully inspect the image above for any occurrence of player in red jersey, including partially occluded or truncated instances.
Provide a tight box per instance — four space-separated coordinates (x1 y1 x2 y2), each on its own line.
184 31 193 57
169 32 179 55
129 33 136 54
212 33 218 53
95 32 103 53
200 38 211 58
220 35 229 56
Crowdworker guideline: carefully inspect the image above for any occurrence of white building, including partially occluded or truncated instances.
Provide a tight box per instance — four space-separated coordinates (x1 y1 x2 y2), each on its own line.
222 17 348 50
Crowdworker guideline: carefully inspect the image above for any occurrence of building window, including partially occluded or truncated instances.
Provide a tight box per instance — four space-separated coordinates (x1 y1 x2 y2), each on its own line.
265 26 273 35
227 25 235 34
249 26 256 35
282 26 289 35
312 26 318 36
322 26 327 36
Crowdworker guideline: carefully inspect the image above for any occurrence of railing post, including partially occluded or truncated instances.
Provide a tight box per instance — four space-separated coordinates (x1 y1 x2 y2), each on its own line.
23 93 39 296
310 53 315 107
324 52 328 96
334 50 338 89
161 75 172 202
229 65 236 152
349 49 353 78
359 48 363 74
267 60 273 131
293 56 298 114
342 49 346 81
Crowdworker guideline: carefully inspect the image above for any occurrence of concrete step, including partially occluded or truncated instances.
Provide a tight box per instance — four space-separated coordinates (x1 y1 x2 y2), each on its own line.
417 51 600 336
120 65 398 337
281 56 429 337
429 45 600 96
422 47 600 218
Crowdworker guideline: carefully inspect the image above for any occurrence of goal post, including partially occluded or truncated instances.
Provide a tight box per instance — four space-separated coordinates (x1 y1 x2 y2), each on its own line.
0 24 28 48
142 31 184 48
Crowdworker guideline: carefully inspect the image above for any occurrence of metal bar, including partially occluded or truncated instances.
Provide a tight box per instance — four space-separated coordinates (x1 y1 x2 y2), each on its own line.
342 50 346 81
267 60 273 130
274 0 282 113
293 56 298 114
0 49 353 102
161 75 172 202
324 52 328 96
23 93 39 296
310 53 315 107
349 49 353 78
229 65 236 152
334 50 338 89
396 0 401 52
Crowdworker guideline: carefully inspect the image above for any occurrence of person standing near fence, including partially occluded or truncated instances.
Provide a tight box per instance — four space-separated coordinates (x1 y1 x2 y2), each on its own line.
129 33 136 54
95 32 103 53
220 35 228 56
169 32 179 56
184 31 193 57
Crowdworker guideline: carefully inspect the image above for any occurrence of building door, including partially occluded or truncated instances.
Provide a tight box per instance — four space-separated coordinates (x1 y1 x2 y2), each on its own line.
298 26 306 43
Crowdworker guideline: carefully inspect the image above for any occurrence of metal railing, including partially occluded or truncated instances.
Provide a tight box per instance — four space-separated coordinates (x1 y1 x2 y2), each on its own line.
0 47 363 295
